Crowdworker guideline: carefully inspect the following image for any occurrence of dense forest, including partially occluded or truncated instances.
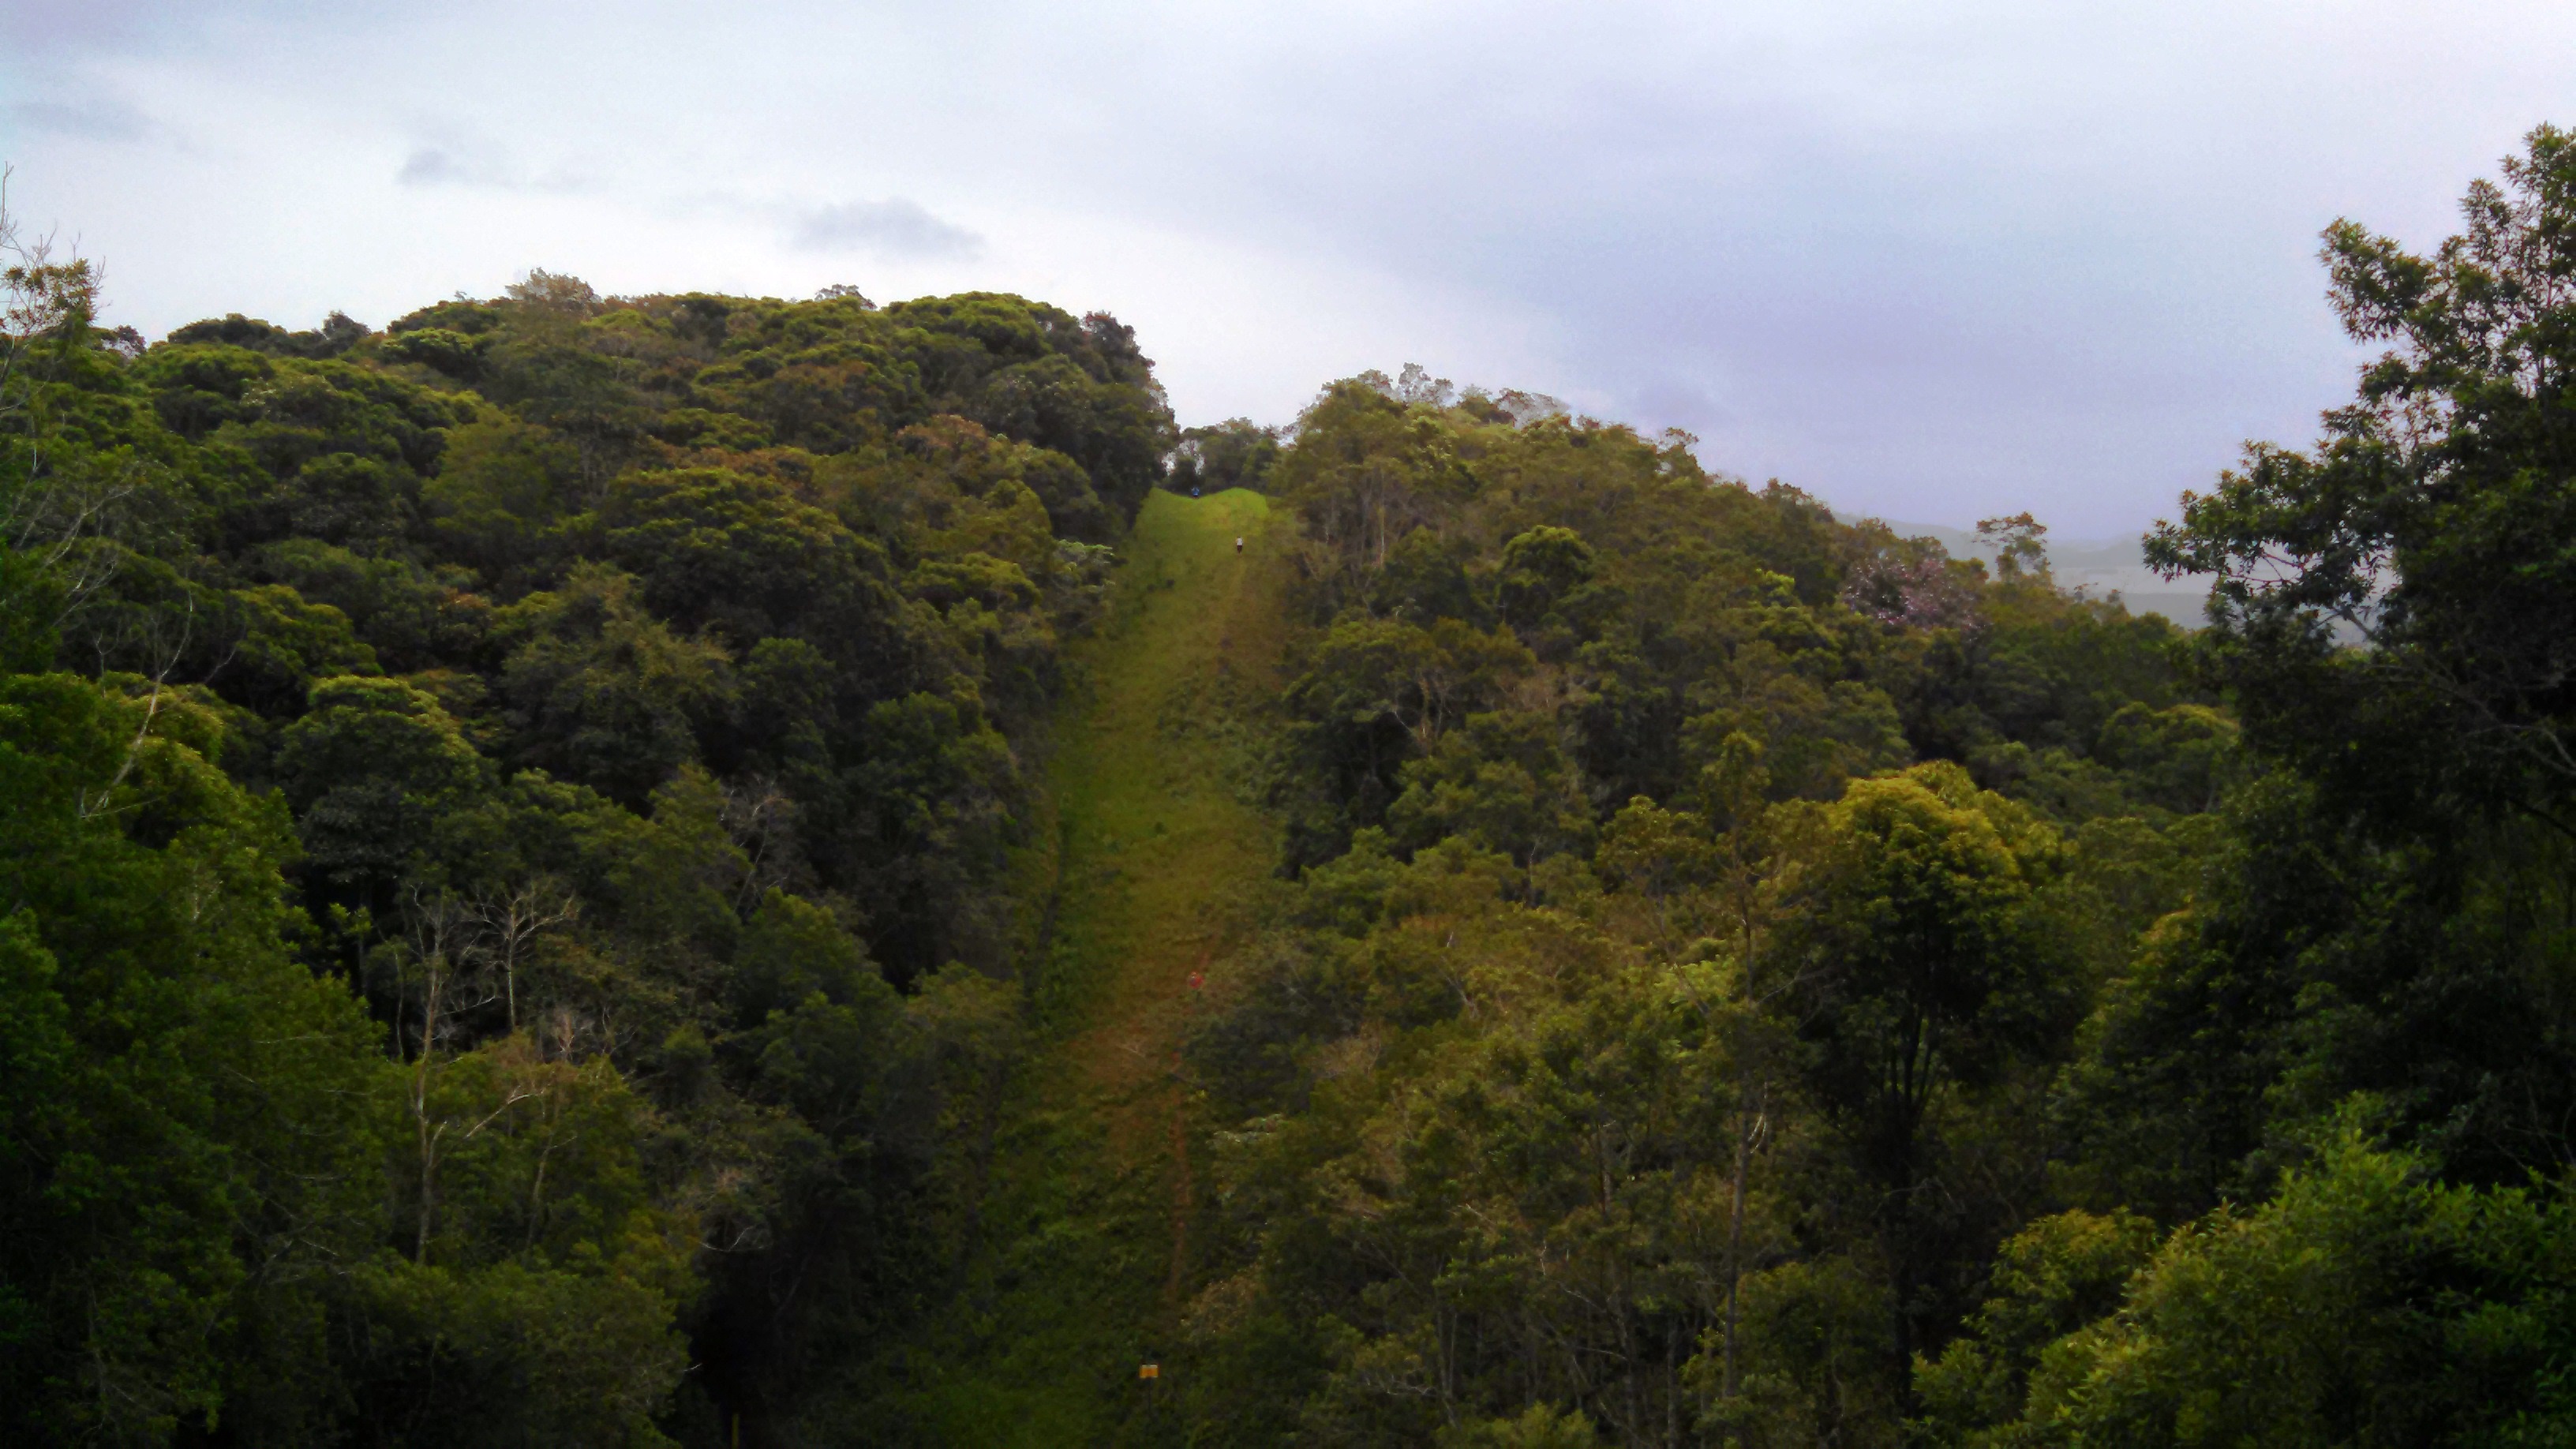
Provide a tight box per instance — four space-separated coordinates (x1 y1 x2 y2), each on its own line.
5 129 2576 1447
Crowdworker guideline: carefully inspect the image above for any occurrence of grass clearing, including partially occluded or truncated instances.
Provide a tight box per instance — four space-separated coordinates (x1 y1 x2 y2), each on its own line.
863 489 1291 1445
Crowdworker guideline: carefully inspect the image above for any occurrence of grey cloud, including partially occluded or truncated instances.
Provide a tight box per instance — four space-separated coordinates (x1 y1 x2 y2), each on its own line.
9 97 156 142
395 143 591 195
788 199 980 260
0 1 162 55
0 0 401 58
397 148 474 185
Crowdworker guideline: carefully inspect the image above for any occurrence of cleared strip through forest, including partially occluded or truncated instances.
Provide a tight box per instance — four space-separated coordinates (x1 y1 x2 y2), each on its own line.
875 486 1288 1444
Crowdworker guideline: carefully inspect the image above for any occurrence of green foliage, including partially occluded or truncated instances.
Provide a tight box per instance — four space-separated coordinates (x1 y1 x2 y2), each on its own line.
167 309 369 359
279 672 492 896
2054 129 2576 1209
1280 616 1534 860
0 672 383 1444
1942 1127 2576 1447
0 218 1174 1442
1913 1208 2159 1441
594 465 900 650
1170 416 1282 495
1385 708 1594 866
1156 360 2246 1444
420 415 579 583
215 581 384 713
492 563 737 807
1777 764 2079 1359
1440 1403 1607 1447
13 128 2576 1447
2149 122 2576 836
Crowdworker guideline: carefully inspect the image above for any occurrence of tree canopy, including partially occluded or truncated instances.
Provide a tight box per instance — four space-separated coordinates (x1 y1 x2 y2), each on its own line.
9 125 2576 1448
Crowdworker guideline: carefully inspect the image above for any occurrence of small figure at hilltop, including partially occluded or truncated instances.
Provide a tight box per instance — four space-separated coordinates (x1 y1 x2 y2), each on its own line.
1234 536 1244 554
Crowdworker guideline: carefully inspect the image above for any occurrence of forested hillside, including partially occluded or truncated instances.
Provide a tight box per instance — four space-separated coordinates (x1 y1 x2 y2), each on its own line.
6 129 2576 1447
0 245 1173 1443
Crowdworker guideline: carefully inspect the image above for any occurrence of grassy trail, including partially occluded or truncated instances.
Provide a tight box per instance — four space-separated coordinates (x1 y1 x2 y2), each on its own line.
879 489 1289 1445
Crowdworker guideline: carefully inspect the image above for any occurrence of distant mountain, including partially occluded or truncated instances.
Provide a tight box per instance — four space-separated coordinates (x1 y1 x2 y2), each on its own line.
1880 519 2211 626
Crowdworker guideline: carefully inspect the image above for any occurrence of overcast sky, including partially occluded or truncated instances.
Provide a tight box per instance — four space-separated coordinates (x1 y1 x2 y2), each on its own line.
3 1 2570 535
